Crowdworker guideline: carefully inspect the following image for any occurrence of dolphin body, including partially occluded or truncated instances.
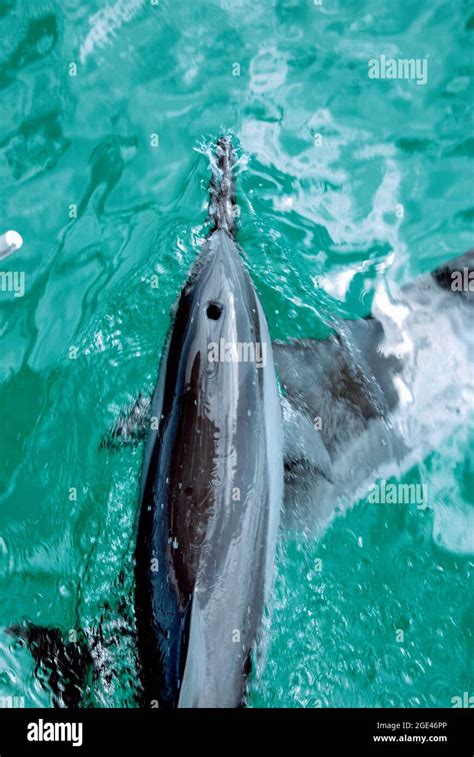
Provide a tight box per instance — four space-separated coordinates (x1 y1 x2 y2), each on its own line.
134 138 284 708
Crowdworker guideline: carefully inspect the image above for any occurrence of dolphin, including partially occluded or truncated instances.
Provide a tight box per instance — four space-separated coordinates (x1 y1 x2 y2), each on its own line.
275 250 474 534
7 137 473 709
134 137 284 708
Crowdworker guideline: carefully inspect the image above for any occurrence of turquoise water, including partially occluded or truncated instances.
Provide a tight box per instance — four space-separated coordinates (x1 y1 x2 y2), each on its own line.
0 0 472 707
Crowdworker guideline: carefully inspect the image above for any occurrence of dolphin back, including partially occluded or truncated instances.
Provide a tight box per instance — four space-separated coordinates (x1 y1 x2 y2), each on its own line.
135 139 283 708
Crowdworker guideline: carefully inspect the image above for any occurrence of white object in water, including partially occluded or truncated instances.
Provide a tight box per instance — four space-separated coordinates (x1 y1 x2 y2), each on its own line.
0 230 23 260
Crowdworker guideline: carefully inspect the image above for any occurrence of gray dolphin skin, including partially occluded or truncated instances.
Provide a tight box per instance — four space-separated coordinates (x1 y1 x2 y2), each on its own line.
134 137 284 708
